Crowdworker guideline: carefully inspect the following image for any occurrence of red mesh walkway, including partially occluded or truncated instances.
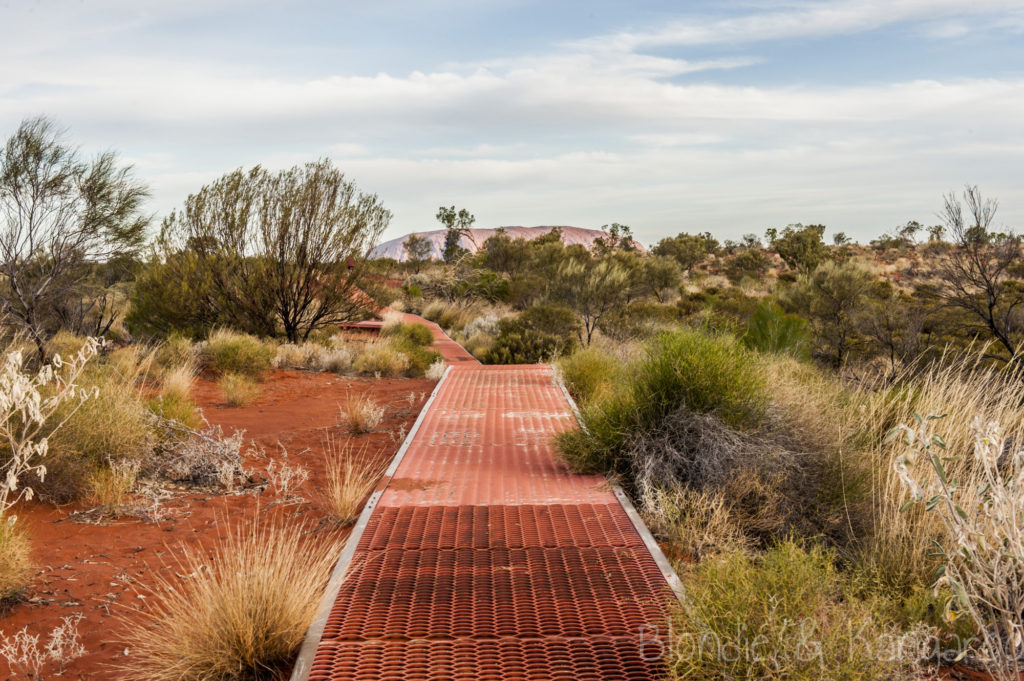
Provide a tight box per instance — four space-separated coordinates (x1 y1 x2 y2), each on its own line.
300 319 673 680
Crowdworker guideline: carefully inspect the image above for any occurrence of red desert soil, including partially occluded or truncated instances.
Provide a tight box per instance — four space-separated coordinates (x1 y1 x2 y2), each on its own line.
1 369 433 680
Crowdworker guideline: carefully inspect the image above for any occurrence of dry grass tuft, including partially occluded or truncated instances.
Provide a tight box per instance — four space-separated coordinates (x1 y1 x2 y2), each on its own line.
161 361 196 402
340 393 386 434
322 436 388 524
88 459 139 514
219 373 261 407
0 519 31 604
118 513 341 681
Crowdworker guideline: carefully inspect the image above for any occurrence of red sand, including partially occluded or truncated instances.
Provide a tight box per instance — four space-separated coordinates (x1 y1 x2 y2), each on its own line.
0 369 432 680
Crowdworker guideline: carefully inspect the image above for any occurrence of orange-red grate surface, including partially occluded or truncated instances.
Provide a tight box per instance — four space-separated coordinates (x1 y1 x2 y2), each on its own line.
320 546 672 641
308 637 666 681
357 505 644 551
306 346 675 680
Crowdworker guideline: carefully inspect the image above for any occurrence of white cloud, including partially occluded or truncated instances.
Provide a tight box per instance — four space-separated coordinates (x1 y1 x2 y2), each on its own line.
573 0 1024 49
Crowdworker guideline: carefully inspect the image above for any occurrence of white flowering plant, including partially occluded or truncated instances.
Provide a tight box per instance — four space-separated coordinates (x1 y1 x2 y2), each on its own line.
0 339 100 523
889 413 1024 680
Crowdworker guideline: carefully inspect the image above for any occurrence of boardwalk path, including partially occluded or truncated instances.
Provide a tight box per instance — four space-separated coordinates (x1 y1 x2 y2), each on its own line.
294 316 678 680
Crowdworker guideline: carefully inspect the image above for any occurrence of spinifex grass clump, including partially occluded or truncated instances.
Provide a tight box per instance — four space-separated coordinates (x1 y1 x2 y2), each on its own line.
670 540 928 681
340 393 385 434
557 328 767 476
119 513 341 681
203 329 273 378
891 414 1024 681
322 435 388 524
218 373 261 407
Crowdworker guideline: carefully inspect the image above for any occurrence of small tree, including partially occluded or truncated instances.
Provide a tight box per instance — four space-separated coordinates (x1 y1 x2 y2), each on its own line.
0 117 148 360
436 205 476 262
652 232 718 275
593 222 636 255
642 255 683 302
936 185 1023 363
402 233 432 273
160 161 390 342
552 256 630 346
766 223 828 273
783 259 873 368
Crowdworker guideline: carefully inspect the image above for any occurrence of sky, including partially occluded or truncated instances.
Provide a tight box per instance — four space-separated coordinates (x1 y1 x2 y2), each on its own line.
1 0 1023 247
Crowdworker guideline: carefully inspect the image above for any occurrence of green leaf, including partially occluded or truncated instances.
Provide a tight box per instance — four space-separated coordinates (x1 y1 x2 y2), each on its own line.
932 454 948 485
899 500 918 513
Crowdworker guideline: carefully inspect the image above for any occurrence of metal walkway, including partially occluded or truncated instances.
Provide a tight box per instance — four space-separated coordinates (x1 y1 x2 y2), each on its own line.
294 319 677 681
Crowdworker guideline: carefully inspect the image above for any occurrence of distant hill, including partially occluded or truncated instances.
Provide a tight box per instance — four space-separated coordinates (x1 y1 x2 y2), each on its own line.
371 225 646 261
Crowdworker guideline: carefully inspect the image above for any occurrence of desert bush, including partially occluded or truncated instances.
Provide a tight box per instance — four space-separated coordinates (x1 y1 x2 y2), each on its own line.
484 308 577 364
0 615 86 679
148 423 246 489
41 348 154 502
202 329 273 378
556 345 620 406
157 333 197 371
670 540 929 681
218 373 261 407
643 486 750 563
892 415 1024 680
271 343 305 370
461 314 500 339
118 514 341 681
379 309 405 335
421 299 479 334
742 299 810 359
88 458 139 514
323 437 388 524
596 301 680 342
425 359 446 381
340 394 386 434
462 331 495 360
352 341 410 377
386 322 434 347
161 362 196 402
0 520 31 603
149 392 203 431
557 328 768 476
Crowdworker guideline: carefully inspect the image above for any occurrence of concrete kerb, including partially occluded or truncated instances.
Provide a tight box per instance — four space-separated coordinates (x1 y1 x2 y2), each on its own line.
289 365 453 681
552 365 686 603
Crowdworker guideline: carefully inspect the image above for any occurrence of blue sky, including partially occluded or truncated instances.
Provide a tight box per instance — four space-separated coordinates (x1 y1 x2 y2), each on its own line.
1 0 1022 246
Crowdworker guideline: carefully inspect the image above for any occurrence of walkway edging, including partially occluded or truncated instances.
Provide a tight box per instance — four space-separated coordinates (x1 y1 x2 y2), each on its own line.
290 365 453 681
553 365 686 602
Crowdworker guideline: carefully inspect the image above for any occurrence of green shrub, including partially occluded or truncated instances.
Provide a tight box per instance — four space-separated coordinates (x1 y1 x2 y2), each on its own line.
203 329 273 378
41 360 154 501
516 304 580 343
597 301 680 341
557 346 620 405
742 300 811 359
352 341 411 377
557 328 767 475
384 322 434 347
149 392 203 430
670 540 923 681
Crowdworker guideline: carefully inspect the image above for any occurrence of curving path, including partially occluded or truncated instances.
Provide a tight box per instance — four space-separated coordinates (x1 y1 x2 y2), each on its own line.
293 316 679 681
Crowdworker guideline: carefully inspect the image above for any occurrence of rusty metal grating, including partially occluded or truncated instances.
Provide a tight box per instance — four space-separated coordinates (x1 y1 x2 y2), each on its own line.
357 505 644 551
308 637 667 681
320 547 672 642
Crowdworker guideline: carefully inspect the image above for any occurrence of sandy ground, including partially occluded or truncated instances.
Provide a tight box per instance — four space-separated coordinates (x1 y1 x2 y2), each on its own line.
0 369 433 680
